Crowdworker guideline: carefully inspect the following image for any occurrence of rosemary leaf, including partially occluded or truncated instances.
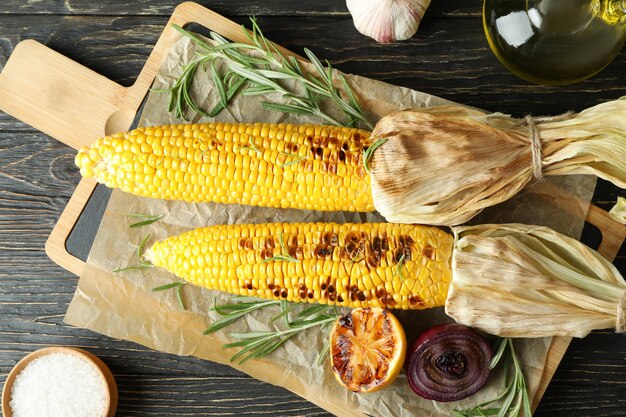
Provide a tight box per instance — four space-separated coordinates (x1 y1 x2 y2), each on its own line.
304 48 330 87
260 254 299 263
137 234 152 260
394 254 407 281
211 61 228 108
129 214 163 228
261 101 312 116
204 297 280 334
226 63 284 91
112 263 153 273
230 330 277 339
270 302 300 324
252 334 297 361
242 85 275 96
176 287 186 311
317 336 331 366
491 338 508 368
296 304 331 319
152 281 185 291
363 138 388 175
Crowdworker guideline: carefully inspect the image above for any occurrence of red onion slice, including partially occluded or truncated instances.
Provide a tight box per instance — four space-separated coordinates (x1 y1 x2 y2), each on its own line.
405 323 492 402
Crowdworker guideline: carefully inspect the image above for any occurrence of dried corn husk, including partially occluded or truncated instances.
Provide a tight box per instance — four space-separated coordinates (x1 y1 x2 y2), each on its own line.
370 98 626 225
610 196 626 224
445 224 626 338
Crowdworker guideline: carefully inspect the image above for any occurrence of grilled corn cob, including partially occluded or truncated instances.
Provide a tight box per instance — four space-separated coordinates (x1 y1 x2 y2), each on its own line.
76 123 374 212
146 222 453 310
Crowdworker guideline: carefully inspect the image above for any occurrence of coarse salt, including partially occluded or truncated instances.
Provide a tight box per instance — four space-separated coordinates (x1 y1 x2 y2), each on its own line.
10 352 107 417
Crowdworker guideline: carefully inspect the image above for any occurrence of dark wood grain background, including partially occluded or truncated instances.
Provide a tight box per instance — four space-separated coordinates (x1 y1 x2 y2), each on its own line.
1 1 625 416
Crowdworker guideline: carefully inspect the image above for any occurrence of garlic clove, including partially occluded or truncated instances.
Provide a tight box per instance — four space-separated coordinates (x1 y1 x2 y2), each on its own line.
346 0 431 43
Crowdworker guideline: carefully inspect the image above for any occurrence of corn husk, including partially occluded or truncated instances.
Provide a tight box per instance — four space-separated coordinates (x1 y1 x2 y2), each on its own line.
369 98 626 225
610 196 626 224
445 224 626 338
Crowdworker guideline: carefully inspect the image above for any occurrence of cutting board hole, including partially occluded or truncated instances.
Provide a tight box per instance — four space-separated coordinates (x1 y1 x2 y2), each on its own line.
105 109 136 136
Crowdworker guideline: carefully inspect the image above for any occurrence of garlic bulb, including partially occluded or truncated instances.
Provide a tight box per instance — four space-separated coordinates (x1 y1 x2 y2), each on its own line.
346 0 431 43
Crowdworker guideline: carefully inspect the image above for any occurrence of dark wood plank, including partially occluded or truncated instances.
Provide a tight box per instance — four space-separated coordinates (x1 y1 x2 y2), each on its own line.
1 15 624 114
0 3 625 417
0 0 479 17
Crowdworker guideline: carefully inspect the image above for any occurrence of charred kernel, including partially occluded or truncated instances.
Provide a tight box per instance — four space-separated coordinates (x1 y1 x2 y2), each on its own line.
381 237 389 251
239 238 253 249
308 291 314 299
345 242 356 254
315 245 330 257
367 253 381 268
338 295 344 303
376 287 386 298
338 150 346 162
299 284 306 291
321 283 327 290
327 285 335 293
299 290 306 298
357 291 366 302
280 289 288 298
329 293 336 302
372 236 381 252
268 283 275 290
422 244 435 260
273 289 280 297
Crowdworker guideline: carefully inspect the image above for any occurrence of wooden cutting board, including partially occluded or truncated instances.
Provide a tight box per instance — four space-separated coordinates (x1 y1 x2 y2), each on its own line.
0 1 624 413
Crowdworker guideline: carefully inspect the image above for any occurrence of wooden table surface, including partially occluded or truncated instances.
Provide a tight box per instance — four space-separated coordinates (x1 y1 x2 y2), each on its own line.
1 1 625 416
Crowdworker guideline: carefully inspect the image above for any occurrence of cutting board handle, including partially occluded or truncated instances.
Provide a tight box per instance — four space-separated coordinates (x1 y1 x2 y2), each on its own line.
0 2 292 151
0 40 135 150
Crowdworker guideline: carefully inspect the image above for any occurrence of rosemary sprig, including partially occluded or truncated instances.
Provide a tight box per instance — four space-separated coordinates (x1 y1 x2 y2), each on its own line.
204 296 341 364
152 281 187 311
225 305 340 364
113 234 154 273
363 138 388 175
261 232 299 263
453 338 532 417
165 18 373 129
205 296 281 334
127 213 163 228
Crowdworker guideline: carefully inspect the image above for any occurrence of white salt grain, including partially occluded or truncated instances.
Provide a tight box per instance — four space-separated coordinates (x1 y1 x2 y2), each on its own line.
10 352 107 417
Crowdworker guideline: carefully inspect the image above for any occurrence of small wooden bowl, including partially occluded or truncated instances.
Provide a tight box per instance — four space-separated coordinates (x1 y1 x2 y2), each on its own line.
1 346 118 417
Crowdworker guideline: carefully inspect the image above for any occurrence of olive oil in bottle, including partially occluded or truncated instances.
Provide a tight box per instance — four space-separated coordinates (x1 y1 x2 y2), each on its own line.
483 0 626 85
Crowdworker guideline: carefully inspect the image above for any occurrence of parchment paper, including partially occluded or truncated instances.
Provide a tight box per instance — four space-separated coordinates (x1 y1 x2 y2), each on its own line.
65 36 596 417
